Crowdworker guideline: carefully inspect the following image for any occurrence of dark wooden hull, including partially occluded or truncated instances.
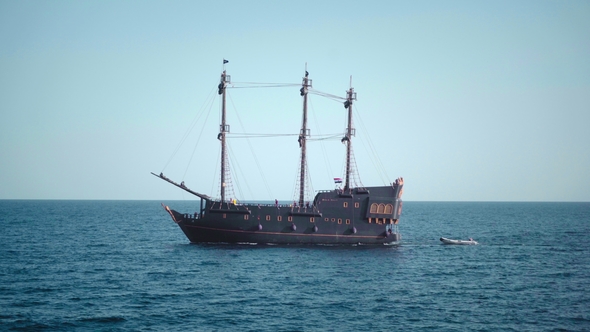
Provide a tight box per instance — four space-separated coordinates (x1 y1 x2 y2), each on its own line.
163 185 403 245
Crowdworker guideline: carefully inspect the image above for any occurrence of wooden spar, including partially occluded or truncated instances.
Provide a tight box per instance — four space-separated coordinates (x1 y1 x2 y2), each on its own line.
299 67 311 206
150 172 212 200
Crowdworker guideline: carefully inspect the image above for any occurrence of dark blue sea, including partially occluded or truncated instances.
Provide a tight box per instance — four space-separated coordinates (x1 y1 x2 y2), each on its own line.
1 201 589 331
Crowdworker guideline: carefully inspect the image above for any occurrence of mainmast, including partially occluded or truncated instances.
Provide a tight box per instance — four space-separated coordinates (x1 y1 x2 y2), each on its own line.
218 64 231 203
343 77 356 192
298 68 312 206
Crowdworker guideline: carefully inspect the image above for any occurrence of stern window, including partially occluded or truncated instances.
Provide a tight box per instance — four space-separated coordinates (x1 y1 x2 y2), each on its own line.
385 204 393 214
370 203 378 213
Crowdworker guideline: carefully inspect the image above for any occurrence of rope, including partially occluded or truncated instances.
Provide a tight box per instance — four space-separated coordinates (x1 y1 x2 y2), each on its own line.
183 96 216 180
228 92 275 198
211 144 220 199
161 86 216 172
229 82 299 89
227 133 299 138
225 133 342 139
232 81 299 85
309 96 336 183
228 143 247 201
308 89 347 103
353 105 390 185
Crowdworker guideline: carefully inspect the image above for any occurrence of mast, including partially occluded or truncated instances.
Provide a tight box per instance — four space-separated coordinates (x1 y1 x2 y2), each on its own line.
218 64 231 202
343 76 356 192
298 67 311 206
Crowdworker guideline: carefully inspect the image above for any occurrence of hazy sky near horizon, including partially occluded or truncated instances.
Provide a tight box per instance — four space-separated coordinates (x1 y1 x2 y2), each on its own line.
1 0 589 201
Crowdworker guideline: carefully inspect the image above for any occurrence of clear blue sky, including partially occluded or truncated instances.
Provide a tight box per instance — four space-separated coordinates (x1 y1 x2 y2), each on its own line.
1 0 589 201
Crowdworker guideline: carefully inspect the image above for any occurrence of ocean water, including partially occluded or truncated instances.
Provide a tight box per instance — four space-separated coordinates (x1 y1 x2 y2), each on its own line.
1 200 589 331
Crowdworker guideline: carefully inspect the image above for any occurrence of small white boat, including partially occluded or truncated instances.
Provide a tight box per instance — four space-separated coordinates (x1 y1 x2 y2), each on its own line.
440 237 478 245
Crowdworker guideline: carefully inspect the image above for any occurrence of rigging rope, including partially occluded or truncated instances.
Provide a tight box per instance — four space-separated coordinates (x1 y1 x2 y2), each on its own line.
227 133 299 138
229 82 300 89
291 157 316 205
309 96 336 182
228 92 275 199
309 89 347 103
227 82 347 102
183 96 216 181
308 134 342 141
211 143 220 199
228 143 247 201
231 81 299 85
159 80 391 201
225 133 342 139
353 105 391 185
161 86 216 173
348 145 365 189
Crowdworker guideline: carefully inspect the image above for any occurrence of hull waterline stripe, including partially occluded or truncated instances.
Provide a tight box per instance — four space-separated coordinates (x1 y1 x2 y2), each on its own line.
182 224 386 239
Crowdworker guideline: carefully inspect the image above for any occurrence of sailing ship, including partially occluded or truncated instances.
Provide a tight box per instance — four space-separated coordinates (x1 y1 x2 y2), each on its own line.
152 62 404 244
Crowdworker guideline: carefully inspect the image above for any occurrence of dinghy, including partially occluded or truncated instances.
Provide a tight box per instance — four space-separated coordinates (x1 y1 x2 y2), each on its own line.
440 237 478 245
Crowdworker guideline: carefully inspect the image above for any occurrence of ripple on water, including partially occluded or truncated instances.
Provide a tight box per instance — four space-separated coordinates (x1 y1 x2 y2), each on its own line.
1 201 589 331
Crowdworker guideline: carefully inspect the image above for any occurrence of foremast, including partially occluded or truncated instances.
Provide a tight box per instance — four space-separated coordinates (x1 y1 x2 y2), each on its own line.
298 68 312 206
217 66 231 203
343 78 357 192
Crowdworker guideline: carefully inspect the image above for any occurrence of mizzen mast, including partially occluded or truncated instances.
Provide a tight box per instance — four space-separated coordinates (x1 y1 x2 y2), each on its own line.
298 67 312 206
217 62 231 203
343 76 357 192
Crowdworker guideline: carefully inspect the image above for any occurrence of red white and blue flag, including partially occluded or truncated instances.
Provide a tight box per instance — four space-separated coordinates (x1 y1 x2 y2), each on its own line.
334 177 342 184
